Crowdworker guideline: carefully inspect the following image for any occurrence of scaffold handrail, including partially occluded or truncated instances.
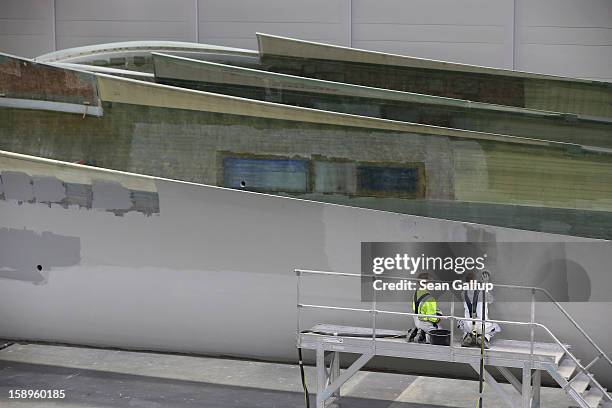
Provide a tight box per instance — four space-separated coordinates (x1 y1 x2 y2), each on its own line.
295 268 612 402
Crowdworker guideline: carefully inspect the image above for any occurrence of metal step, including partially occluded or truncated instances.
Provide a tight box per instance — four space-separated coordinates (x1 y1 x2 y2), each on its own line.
558 356 579 380
582 387 606 408
570 373 591 394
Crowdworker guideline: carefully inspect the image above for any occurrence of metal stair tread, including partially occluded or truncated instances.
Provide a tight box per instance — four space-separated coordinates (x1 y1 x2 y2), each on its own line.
558 356 579 379
582 388 606 408
570 373 591 394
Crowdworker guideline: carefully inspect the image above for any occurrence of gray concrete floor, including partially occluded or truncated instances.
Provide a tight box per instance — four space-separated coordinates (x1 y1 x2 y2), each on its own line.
0 343 574 407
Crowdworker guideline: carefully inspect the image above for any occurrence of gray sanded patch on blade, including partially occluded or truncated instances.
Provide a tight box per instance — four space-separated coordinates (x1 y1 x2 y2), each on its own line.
32 176 66 203
1 171 34 202
0 228 81 283
92 180 132 211
131 190 160 216
63 182 92 209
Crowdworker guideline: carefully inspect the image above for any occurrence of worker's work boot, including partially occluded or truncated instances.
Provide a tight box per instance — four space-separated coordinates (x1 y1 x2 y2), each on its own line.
407 328 418 342
477 335 490 350
417 329 427 344
461 334 475 347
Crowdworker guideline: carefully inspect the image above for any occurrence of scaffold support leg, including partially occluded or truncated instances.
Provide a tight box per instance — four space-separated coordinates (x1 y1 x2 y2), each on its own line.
531 370 541 408
470 363 518 408
316 347 326 408
316 350 373 407
330 351 340 399
522 363 532 408
498 366 523 396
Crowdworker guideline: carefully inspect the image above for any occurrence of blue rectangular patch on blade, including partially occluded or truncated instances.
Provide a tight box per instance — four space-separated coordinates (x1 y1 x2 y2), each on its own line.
223 157 309 192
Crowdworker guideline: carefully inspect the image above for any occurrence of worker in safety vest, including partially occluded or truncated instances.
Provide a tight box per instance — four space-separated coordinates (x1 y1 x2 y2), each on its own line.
408 272 442 343
459 270 500 349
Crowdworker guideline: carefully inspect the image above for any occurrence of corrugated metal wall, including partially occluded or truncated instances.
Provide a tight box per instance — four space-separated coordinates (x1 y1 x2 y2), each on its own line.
0 0 610 80
350 0 515 68
197 0 351 48
0 0 55 57
54 0 197 49
515 0 612 81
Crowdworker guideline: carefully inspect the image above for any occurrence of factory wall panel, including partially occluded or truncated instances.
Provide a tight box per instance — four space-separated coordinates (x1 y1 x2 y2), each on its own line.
197 0 350 50
1 1 611 81
351 0 515 68
0 0 54 58
54 0 197 49
516 0 612 81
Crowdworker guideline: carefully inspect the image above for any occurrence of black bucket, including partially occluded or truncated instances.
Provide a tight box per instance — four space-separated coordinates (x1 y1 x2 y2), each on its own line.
429 329 451 346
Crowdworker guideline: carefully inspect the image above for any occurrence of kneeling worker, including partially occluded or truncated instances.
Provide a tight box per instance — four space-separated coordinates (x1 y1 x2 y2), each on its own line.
408 272 443 343
459 270 500 349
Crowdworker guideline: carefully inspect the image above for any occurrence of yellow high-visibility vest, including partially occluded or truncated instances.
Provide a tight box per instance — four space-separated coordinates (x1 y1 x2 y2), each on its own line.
413 290 441 323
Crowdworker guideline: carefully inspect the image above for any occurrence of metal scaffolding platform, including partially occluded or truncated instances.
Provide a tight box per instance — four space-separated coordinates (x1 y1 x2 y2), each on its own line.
295 270 612 408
